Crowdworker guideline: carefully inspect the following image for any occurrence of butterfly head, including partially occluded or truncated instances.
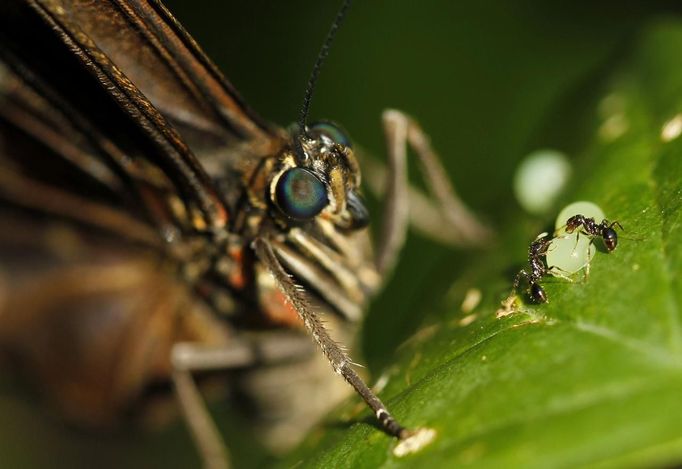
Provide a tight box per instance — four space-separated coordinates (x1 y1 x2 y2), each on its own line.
269 121 367 230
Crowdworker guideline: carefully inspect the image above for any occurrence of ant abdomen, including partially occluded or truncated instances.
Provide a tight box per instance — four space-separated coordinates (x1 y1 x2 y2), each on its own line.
602 226 618 252
530 282 547 303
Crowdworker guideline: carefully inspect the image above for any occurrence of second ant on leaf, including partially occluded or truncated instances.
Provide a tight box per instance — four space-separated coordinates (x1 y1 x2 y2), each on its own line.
513 232 553 303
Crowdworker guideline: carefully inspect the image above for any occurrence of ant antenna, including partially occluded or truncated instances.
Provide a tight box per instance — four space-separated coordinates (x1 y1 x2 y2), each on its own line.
295 0 353 160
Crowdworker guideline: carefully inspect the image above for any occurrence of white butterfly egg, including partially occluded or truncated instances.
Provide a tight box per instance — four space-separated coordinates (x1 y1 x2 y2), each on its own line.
546 233 596 275
547 201 605 275
513 149 571 214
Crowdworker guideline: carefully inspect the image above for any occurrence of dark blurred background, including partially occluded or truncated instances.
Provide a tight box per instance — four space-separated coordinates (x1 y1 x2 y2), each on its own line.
1 1 680 467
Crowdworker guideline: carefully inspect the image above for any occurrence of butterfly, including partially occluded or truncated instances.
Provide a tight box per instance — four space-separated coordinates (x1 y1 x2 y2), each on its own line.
0 0 490 467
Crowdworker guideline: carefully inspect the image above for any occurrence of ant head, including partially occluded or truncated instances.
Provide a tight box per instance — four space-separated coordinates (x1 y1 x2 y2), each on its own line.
602 227 618 252
564 215 582 234
530 282 547 303
531 232 551 254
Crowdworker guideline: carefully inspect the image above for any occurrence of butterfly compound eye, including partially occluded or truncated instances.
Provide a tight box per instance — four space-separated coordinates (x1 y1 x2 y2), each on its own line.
275 168 328 220
309 121 352 148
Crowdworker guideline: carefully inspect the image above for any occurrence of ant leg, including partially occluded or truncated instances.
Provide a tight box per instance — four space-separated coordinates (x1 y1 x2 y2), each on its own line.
171 333 315 469
610 220 624 231
552 228 584 252
554 223 572 238
568 230 597 276
570 237 597 281
513 269 530 292
547 265 576 283
582 237 596 281
570 229 591 252
584 245 592 280
363 109 493 276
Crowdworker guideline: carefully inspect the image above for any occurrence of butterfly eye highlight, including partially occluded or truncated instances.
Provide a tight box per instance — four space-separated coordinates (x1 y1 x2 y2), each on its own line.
275 168 328 220
308 121 352 148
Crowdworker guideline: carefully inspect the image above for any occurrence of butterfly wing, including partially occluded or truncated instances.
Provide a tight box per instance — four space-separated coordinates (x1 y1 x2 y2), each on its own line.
0 0 281 423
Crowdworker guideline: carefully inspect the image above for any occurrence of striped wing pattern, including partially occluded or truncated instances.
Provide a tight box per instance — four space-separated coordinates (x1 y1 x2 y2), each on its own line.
0 0 280 423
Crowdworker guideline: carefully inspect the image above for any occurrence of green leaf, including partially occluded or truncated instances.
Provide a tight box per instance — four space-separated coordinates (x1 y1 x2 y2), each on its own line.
281 20 682 469
0 4 678 469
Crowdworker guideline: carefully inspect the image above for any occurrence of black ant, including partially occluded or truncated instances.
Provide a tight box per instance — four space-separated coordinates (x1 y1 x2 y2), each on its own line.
562 215 623 252
513 233 552 303
512 215 623 305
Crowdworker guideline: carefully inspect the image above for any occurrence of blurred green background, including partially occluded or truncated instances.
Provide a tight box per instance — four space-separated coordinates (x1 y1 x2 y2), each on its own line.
2 1 682 467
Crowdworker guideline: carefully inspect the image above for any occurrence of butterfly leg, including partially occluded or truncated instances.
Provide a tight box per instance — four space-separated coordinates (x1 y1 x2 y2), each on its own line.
366 109 493 276
171 334 315 469
254 238 411 440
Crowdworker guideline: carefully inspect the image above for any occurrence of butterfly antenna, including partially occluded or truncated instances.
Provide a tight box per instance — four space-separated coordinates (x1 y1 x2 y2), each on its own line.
295 0 352 160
